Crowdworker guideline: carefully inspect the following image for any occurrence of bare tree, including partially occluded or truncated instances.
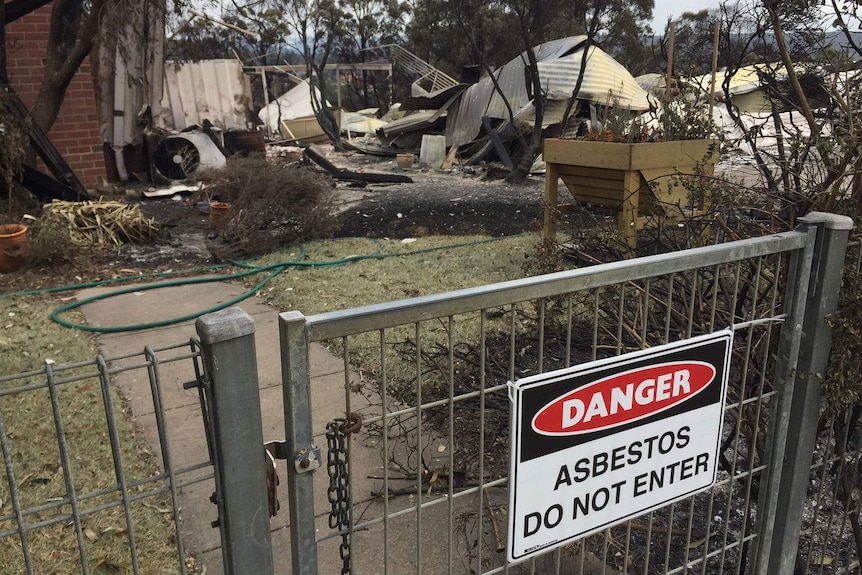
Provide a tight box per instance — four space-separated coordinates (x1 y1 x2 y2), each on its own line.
717 0 862 221
282 0 350 149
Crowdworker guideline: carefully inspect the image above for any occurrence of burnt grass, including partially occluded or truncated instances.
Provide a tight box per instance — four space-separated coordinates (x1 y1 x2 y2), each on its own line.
334 192 545 238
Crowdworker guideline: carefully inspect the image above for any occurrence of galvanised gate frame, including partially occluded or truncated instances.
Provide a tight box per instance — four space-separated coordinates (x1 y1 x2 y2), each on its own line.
269 213 853 575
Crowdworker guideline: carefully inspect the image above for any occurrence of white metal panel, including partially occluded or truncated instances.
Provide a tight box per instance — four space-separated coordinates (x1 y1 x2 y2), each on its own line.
258 79 327 133
162 63 185 130
158 59 252 131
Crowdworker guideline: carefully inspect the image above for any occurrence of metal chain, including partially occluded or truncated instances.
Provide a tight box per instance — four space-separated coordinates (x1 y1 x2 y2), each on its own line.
326 412 362 575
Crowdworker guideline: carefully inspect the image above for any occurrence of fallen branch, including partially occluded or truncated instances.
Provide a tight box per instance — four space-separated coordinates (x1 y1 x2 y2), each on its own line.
305 144 413 184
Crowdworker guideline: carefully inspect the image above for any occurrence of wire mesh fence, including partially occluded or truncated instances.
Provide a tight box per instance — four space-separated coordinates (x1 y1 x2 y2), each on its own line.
282 230 823 574
2 222 858 575
0 340 211 575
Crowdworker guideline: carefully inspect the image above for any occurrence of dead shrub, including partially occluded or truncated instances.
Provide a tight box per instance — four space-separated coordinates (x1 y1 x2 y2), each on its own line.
198 155 337 258
27 215 80 265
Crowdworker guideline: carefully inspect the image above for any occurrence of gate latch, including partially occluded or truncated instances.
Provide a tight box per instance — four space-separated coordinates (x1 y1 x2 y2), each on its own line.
266 440 321 475
264 444 280 517
293 445 322 473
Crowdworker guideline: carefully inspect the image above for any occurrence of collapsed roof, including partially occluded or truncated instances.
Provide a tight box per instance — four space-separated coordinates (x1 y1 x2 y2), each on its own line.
442 36 651 148
165 36 652 158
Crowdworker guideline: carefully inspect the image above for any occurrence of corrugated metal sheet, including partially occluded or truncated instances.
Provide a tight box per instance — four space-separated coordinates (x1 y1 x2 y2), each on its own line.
378 110 439 136
445 37 587 147
537 48 650 110
684 64 786 98
485 36 588 118
160 59 252 131
636 73 665 94
445 36 649 147
401 84 467 112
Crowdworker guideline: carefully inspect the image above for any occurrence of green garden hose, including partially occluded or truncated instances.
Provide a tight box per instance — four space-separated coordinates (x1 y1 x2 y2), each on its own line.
2 235 525 333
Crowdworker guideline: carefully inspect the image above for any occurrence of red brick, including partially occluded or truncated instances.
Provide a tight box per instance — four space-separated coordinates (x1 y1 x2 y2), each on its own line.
6 1 106 190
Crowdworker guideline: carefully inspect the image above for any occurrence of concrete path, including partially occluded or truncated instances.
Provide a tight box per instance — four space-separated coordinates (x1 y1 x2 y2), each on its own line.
76 279 461 575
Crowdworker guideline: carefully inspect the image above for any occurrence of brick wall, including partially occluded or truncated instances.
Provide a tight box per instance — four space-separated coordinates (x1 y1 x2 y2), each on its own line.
5 3 107 191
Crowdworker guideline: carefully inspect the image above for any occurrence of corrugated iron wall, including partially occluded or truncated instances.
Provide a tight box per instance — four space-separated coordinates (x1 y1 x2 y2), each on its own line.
160 59 253 131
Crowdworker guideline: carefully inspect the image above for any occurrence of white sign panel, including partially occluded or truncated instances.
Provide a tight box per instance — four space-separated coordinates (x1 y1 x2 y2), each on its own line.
507 330 732 563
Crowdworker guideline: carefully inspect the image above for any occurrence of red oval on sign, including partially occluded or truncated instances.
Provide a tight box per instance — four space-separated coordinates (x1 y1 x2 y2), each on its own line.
531 361 716 436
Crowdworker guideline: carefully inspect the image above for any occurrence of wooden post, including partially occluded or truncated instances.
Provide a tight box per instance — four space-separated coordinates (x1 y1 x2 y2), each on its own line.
261 70 271 138
335 65 342 110
666 20 676 103
543 162 560 243
619 170 640 255
709 21 720 122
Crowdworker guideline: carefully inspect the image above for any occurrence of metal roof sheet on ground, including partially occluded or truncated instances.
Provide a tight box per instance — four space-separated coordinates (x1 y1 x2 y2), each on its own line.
400 84 468 112
684 64 787 98
485 36 588 119
536 48 650 110
636 73 665 94
160 59 251 131
445 36 587 147
378 111 440 136
719 108 814 155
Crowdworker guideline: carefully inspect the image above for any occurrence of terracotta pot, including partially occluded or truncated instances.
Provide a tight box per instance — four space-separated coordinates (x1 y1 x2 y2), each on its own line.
395 153 414 169
209 202 231 229
0 223 29 273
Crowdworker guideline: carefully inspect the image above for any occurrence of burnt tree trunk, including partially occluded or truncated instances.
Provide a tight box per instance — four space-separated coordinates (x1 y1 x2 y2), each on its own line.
28 0 100 135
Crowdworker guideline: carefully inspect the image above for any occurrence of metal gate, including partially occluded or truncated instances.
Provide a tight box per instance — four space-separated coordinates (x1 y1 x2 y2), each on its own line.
0 339 214 574
3 212 853 575
274 212 852 574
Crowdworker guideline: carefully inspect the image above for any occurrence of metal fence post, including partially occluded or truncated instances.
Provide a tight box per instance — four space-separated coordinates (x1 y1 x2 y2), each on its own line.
754 212 854 575
195 307 274 575
279 311 320 575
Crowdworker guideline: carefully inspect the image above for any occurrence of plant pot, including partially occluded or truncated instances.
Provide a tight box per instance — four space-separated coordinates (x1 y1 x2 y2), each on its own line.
209 202 231 229
395 153 414 169
0 223 29 273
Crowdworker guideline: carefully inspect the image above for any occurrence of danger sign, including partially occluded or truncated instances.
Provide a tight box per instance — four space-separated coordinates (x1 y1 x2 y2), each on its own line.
507 330 732 563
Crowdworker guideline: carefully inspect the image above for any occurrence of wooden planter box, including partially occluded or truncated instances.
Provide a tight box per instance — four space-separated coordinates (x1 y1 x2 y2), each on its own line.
543 138 719 251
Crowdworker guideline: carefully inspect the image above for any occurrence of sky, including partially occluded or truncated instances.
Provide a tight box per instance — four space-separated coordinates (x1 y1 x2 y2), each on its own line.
651 0 720 30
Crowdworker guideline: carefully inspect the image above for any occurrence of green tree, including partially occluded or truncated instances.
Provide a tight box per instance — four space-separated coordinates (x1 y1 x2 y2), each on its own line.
169 2 294 65
405 0 654 76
